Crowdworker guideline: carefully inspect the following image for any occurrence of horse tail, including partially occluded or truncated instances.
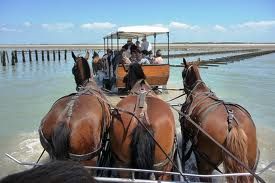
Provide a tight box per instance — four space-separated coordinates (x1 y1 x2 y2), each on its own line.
223 125 249 183
130 116 155 179
52 121 71 160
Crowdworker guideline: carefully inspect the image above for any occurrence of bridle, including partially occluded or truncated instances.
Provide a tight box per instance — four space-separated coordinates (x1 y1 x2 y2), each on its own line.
182 64 204 94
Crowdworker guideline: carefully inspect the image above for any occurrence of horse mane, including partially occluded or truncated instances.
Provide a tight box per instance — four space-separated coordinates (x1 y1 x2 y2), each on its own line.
81 57 91 79
72 57 91 88
125 63 146 90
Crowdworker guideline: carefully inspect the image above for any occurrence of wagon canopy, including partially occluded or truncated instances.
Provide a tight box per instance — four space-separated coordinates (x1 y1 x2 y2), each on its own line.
104 25 169 39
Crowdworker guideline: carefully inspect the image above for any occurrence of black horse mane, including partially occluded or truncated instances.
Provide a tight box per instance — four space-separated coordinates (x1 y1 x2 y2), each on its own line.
80 57 91 79
0 161 96 183
124 63 146 90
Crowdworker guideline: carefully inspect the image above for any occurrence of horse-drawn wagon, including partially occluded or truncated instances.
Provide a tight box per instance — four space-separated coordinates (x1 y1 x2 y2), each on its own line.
3 27 274 183
94 26 171 91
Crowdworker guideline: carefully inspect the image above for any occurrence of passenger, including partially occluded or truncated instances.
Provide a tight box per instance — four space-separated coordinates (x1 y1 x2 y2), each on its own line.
139 50 150 64
122 39 134 58
140 37 152 52
122 51 131 64
92 51 104 75
135 40 141 51
153 49 164 64
122 44 131 58
130 49 141 63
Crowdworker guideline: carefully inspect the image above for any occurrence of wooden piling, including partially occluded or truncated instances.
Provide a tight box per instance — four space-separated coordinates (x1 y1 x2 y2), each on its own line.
35 50 38 61
5 51 9 63
14 50 18 63
53 50 55 61
42 50 44 61
2 51 6 66
22 50 26 62
29 50 32 62
47 50 50 61
64 50 67 60
11 51 15 65
58 50 61 61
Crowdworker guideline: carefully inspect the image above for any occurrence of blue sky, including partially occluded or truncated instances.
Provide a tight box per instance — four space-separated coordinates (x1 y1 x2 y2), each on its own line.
0 0 275 44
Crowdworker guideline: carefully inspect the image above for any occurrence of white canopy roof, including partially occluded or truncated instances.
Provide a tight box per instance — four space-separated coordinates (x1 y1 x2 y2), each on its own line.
104 26 169 39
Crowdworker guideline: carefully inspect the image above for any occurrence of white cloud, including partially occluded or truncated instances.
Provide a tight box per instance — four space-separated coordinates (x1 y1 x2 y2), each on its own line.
23 21 32 27
80 22 116 30
41 23 74 31
213 25 226 32
0 27 18 32
151 24 165 27
234 20 275 30
169 21 200 30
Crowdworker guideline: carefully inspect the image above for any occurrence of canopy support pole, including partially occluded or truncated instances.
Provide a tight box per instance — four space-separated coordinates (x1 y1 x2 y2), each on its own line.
154 33 156 56
167 32 170 65
117 33 119 51
111 35 113 51
104 38 106 53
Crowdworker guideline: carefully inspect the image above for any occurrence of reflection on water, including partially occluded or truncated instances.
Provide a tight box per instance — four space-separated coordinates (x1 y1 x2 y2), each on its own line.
0 52 274 181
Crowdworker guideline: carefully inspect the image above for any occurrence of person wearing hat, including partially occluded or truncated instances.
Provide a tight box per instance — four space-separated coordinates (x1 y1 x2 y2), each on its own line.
140 37 152 52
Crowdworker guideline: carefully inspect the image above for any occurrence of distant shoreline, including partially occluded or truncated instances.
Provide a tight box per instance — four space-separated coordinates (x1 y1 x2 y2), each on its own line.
1 43 275 50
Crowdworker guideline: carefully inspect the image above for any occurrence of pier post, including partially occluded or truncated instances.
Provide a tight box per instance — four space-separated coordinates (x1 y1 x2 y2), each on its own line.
29 50 32 62
35 50 38 61
14 50 18 63
47 50 50 61
1 51 6 66
42 50 44 61
11 51 15 65
22 50 26 62
58 50 61 61
64 50 67 60
53 50 55 61
5 51 9 63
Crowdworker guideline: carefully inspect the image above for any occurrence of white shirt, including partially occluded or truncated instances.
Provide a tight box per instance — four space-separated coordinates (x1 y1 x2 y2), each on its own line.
141 41 152 51
139 58 150 64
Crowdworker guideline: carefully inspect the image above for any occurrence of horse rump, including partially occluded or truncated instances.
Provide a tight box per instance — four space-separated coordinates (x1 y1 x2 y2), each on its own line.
130 120 155 179
0 161 96 183
223 125 249 183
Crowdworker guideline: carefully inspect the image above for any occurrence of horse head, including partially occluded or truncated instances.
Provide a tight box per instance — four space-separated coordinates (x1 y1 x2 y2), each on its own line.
72 51 90 89
182 58 202 93
124 63 146 91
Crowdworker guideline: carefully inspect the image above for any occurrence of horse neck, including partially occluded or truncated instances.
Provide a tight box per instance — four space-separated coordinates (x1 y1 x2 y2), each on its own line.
186 69 209 95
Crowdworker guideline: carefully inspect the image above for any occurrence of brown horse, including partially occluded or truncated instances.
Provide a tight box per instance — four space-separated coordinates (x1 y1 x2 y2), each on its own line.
110 63 176 180
180 60 260 183
39 51 111 166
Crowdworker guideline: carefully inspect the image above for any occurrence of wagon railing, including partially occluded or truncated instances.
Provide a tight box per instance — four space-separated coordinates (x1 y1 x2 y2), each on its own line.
5 153 274 183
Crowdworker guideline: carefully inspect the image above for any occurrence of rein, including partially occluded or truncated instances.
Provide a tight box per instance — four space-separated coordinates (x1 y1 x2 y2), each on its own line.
84 86 188 180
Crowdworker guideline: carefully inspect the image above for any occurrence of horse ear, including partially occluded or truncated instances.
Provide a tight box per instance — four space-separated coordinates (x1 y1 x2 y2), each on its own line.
72 51 77 62
183 58 187 68
84 50 90 61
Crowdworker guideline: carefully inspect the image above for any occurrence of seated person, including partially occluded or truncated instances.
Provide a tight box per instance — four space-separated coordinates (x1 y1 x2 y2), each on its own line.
92 51 104 74
135 40 141 51
152 49 164 64
139 50 150 64
122 51 131 64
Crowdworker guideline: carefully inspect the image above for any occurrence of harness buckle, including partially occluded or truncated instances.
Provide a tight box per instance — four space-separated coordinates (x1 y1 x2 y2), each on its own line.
228 109 234 124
